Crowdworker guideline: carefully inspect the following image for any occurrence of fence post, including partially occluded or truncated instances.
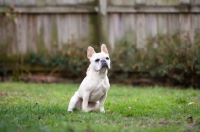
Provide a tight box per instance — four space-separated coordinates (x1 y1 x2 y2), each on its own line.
179 0 190 5
98 0 108 45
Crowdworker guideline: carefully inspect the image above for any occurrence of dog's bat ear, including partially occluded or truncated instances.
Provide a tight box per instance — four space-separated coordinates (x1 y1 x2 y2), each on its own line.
87 46 96 59
101 44 109 55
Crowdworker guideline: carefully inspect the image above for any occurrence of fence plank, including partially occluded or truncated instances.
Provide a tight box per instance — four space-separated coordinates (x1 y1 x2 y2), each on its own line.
191 14 198 42
136 14 146 48
0 17 5 51
168 0 179 5
36 15 44 52
192 0 200 5
4 17 17 55
180 14 191 34
146 14 157 38
80 14 88 39
108 14 123 48
15 0 36 6
108 14 115 49
56 0 76 5
26 15 37 53
0 0 4 5
16 15 28 54
62 15 69 48
146 0 157 5
109 0 123 6
68 14 77 42
135 0 146 5
180 14 192 42
4 0 14 5
168 14 179 35
0 17 15 54
157 0 168 5
192 14 200 32
123 14 136 44
123 0 135 6
43 15 51 52
180 0 190 4
36 0 46 6
46 0 56 5
4 19 13 55
56 15 62 50
4 0 36 6
157 14 168 35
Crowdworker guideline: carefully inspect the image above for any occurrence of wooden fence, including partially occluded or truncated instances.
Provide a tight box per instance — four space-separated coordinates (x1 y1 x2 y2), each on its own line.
0 0 200 55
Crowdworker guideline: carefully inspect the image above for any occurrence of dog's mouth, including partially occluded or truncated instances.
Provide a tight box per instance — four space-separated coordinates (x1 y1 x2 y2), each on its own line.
101 62 109 69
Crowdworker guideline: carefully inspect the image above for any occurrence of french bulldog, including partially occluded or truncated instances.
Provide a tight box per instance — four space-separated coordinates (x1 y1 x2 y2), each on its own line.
67 44 110 113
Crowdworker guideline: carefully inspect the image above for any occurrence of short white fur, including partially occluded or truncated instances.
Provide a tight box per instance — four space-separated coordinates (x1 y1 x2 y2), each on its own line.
67 44 110 113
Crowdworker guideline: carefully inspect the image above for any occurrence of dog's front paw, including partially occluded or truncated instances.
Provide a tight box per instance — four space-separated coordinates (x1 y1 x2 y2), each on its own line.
67 108 73 113
100 108 105 113
82 108 90 112
68 110 73 113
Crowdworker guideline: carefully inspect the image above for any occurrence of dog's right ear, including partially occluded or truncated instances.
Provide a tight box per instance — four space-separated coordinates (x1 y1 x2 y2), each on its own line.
87 46 96 59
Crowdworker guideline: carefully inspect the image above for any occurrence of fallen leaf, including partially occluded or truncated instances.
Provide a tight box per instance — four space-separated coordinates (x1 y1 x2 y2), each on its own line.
34 102 38 107
187 102 197 105
128 106 132 110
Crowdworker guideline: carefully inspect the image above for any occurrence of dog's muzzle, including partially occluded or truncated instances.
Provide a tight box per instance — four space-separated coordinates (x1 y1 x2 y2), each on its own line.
101 60 108 69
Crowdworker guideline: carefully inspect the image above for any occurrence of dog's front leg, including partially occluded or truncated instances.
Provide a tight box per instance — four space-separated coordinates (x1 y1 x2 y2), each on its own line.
82 91 90 112
99 92 107 113
67 92 79 112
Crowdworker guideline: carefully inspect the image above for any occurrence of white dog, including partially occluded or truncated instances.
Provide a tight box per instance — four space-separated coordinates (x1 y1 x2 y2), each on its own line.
67 44 110 113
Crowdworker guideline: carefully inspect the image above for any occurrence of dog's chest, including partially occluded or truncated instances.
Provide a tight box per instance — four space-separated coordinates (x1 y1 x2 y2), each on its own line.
89 82 109 102
93 83 107 93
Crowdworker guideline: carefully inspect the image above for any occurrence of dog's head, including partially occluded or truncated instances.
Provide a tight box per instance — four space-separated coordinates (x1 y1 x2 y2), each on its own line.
87 44 110 72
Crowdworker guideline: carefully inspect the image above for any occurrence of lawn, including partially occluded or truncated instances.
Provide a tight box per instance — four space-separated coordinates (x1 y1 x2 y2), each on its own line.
0 83 200 132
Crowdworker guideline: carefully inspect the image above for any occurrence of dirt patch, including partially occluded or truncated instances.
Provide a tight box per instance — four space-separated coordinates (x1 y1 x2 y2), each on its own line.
20 75 82 83
159 120 170 126
0 74 195 88
0 91 8 97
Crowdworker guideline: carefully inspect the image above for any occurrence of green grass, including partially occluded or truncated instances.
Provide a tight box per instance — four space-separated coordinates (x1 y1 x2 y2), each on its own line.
0 83 200 132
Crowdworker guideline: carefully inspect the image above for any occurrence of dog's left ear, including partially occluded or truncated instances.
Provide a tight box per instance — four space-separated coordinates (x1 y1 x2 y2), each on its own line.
101 44 109 55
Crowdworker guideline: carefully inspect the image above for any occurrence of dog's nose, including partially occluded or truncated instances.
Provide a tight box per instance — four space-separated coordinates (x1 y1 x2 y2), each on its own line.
101 60 106 63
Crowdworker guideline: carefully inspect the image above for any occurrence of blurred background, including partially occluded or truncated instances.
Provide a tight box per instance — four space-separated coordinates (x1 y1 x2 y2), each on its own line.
0 0 200 88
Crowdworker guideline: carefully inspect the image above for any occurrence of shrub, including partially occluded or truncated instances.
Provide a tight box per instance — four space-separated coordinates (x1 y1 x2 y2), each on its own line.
2 30 200 88
111 30 200 88
26 41 99 78
146 31 200 87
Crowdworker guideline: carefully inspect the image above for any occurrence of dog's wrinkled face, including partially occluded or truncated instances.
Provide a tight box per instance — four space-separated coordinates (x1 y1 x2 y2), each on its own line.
87 44 110 71
90 52 110 71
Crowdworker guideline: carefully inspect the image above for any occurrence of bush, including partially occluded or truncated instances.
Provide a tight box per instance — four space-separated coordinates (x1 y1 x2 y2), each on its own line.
3 31 200 88
111 30 200 88
26 41 99 78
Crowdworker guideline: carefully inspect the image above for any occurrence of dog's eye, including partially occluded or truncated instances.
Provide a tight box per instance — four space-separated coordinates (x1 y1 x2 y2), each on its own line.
95 59 100 62
106 57 109 60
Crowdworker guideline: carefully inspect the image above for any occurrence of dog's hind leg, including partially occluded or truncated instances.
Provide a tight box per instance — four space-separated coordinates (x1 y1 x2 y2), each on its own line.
75 98 82 110
67 92 80 112
88 101 100 112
